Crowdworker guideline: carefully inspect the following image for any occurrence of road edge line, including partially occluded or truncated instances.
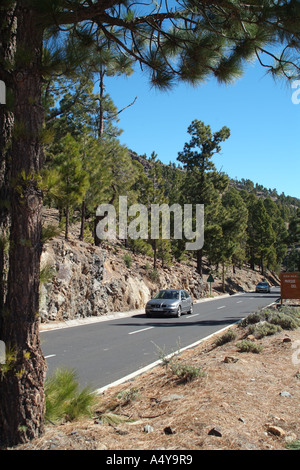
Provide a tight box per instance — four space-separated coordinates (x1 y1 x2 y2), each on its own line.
94 296 279 396
94 322 239 396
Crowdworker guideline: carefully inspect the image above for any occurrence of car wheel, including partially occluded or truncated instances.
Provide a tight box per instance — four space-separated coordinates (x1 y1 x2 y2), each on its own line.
176 306 182 318
187 304 193 314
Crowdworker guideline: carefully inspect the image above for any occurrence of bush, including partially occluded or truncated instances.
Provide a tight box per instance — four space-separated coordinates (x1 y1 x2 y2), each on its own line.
236 340 263 354
154 342 204 383
123 253 132 268
116 387 140 404
239 311 264 327
214 329 237 346
149 268 159 283
41 224 62 244
84 226 94 244
286 440 300 450
45 367 96 423
267 312 300 330
248 322 282 339
40 262 55 285
170 363 203 383
128 238 153 256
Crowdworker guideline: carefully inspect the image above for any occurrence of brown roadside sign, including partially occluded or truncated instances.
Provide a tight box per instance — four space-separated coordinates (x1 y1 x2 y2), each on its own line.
280 272 300 301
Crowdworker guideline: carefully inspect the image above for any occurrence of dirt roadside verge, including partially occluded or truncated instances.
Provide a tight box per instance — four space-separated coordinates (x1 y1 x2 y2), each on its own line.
13 302 300 451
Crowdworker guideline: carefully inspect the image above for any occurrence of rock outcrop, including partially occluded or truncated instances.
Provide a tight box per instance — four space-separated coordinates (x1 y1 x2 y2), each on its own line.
39 236 208 323
39 207 279 324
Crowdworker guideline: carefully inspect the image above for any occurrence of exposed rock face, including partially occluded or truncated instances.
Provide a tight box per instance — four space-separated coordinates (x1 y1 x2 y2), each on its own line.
39 237 208 323
40 239 106 322
39 225 278 324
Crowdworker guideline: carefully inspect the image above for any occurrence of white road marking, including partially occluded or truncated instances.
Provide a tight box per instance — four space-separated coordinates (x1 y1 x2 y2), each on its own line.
188 314 199 318
128 326 154 335
45 354 56 359
236 300 243 303
95 322 243 395
217 306 226 309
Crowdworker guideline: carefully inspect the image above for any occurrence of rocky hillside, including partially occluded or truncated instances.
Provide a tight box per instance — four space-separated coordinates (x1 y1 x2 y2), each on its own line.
39 209 279 324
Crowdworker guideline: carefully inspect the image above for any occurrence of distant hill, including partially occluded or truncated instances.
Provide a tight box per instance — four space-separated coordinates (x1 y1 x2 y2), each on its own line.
230 178 300 209
129 150 300 221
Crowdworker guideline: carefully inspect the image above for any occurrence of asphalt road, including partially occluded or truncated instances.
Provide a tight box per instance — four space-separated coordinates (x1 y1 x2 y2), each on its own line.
41 288 280 392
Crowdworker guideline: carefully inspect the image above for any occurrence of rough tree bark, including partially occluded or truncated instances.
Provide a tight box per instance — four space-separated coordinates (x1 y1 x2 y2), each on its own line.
0 3 15 319
0 4 46 447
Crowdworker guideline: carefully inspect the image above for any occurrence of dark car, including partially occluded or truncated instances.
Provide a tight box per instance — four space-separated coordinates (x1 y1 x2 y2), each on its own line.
255 282 271 293
145 289 193 318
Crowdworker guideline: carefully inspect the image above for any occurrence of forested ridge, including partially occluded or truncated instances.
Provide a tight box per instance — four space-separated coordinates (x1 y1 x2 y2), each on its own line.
41 75 300 279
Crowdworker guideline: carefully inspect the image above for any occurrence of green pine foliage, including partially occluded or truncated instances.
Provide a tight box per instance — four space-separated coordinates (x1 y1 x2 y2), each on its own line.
38 5 299 273
40 61 297 276
45 367 96 423
42 97 296 276
50 133 89 239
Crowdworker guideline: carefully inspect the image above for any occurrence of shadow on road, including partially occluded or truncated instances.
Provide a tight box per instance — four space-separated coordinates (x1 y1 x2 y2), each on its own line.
112 316 243 329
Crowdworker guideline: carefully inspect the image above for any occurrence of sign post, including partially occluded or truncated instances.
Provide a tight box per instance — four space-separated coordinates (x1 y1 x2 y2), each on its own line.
207 273 214 296
280 272 300 304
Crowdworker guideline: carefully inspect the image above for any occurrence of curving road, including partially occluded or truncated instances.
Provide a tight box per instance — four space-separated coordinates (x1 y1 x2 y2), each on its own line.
41 288 280 392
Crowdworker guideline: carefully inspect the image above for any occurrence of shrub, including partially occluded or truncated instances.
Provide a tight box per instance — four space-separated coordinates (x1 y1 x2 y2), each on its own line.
123 253 132 268
281 306 300 319
267 312 300 330
170 363 203 383
248 322 282 338
128 238 153 256
116 387 140 404
149 268 159 282
286 440 300 450
40 262 55 285
240 306 300 331
83 226 94 244
214 329 237 346
41 224 62 244
236 340 263 354
154 342 204 383
239 311 264 327
45 367 96 423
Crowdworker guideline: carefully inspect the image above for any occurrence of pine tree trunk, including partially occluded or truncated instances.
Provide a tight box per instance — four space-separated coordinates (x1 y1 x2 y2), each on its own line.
0 3 15 319
98 69 105 140
196 248 203 276
261 254 264 275
153 240 157 269
0 6 46 447
250 247 255 270
79 199 86 241
222 262 225 292
65 205 69 240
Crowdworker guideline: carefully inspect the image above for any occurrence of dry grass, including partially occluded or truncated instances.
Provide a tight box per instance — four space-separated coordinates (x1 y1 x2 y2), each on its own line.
14 304 300 451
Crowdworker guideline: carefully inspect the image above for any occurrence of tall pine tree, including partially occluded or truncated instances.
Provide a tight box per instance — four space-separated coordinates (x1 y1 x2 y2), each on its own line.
178 120 230 275
1 0 300 447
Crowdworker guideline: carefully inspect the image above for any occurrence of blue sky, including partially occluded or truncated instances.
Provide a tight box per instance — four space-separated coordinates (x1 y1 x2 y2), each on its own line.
105 60 300 200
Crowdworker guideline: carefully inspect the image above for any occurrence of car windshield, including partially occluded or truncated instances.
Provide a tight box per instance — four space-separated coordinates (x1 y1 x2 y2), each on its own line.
154 290 179 300
258 283 268 286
